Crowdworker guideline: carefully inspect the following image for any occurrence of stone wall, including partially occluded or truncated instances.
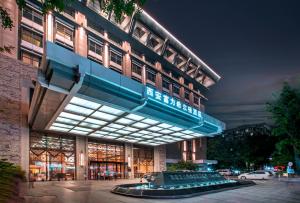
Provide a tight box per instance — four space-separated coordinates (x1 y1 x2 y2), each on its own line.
0 54 36 166
154 145 166 172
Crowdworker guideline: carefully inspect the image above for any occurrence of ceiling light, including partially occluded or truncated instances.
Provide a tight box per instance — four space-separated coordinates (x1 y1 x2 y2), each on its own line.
132 122 150 128
142 118 160 125
91 111 117 121
74 127 93 132
52 123 74 129
99 105 124 115
65 104 94 115
60 112 85 121
158 123 173 128
84 118 107 125
49 126 70 132
126 114 144 121
56 117 79 125
70 97 101 109
115 118 134 125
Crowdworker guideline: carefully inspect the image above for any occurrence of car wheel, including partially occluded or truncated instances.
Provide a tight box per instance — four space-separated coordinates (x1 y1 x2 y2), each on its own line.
241 176 246 180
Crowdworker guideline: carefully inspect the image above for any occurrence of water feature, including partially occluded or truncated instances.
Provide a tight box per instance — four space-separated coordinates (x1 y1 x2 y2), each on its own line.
111 171 255 198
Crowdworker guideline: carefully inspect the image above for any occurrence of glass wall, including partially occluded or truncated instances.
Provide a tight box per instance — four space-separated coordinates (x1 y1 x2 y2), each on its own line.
29 134 75 181
88 140 126 180
133 146 154 178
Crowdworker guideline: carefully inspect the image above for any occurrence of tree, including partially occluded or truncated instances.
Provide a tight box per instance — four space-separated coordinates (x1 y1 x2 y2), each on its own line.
207 123 276 170
167 161 198 172
267 82 300 169
0 0 146 52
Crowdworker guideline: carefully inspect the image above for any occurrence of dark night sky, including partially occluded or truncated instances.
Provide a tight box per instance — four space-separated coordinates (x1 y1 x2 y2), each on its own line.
144 0 300 129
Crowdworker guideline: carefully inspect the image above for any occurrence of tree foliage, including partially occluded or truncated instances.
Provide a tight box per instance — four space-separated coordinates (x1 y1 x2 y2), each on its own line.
207 124 276 170
167 161 198 172
267 82 300 168
0 160 26 203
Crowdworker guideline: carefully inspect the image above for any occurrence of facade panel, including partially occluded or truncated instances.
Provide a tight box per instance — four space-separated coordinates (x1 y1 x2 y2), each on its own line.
0 0 224 180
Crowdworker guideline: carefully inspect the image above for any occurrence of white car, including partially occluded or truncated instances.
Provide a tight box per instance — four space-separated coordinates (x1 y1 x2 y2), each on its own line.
238 170 273 180
216 169 232 176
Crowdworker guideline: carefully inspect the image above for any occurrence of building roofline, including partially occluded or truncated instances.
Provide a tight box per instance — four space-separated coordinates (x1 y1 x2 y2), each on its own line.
139 10 221 82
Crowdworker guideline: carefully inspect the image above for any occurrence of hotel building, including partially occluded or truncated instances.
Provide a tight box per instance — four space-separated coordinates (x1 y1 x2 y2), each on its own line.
0 0 224 181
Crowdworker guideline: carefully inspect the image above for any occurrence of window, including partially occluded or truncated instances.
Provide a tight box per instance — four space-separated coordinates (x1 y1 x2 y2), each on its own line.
184 79 189 86
194 95 199 105
21 51 41 68
173 84 180 95
22 6 43 25
132 60 142 75
172 72 180 81
30 134 75 181
185 90 190 100
21 28 43 47
89 40 103 55
146 68 156 83
110 49 122 66
56 22 73 41
162 78 170 90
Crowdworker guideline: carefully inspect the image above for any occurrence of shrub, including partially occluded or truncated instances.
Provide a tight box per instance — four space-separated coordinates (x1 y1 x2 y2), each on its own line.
0 159 26 203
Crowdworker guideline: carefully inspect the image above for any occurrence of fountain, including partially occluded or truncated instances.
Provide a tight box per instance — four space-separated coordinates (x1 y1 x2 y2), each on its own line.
111 171 255 198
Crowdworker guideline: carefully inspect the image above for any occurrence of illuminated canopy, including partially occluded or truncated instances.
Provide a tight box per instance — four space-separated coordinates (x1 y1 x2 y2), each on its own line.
32 42 225 146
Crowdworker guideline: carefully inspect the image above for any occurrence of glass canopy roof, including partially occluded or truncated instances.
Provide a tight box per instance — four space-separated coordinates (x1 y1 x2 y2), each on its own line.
49 96 205 146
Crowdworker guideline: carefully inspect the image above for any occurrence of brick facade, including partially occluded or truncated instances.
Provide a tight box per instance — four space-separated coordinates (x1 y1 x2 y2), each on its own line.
0 54 36 165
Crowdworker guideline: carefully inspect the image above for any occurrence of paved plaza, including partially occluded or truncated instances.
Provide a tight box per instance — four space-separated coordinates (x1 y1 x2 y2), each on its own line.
22 178 300 203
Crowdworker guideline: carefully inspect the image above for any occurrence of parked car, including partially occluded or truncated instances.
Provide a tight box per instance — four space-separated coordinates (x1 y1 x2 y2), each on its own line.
216 169 232 176
238 170 273 180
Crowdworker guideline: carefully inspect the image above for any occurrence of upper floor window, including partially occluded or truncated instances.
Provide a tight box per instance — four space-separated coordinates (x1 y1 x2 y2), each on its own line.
194 95 199 105
184 90 190 100
162 78 170 90
89 40 103 55
173 84 180 95
56 22 73 42
172 72 180 81
22 6 43 25
110 48 123 66
146 68 156 83
21 27 43 47
184 79 189 86
132 60 142 75
21 51 41 68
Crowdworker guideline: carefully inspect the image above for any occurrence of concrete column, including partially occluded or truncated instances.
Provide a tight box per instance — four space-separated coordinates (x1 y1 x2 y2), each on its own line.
179 77 185 100
195 138 207 160
122 41 131 77
103 32 110 67
189 83 194 105
125 143 134 179
155 62 163 91
76 136 88 180
154 145 166 172
46 12 54 42
20 86 31 179
74 12 87 57
141 65 146 85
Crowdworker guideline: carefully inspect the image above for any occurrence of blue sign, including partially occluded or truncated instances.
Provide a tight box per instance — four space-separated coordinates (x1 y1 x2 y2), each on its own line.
146 86 202 118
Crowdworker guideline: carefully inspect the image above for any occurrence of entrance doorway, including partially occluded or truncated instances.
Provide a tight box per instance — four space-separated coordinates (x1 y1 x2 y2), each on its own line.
89 162 125 180
88 140 126 180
